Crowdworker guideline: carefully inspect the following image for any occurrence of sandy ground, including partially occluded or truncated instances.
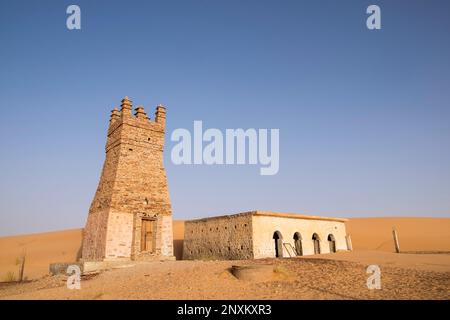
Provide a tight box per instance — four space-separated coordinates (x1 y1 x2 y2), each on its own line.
0 221 185 281
0 252 448 300
0 217 449 299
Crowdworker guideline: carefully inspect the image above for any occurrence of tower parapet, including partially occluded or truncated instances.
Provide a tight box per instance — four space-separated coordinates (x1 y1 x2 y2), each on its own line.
108 97 165 135
155 104 166 128
109 107 120 125
134 105 148 120
120 96 132 119
82 96 174 262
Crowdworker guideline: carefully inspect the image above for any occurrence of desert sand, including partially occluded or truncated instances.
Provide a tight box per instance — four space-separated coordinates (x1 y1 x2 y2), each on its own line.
0 229 83 281
0 252 448 300
0 218 449 299
346 217 450 253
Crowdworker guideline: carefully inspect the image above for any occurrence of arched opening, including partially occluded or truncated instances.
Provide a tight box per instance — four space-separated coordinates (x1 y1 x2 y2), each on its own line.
293 232 303 256
312 233 321 254
273 231 283 258
328 234 336 253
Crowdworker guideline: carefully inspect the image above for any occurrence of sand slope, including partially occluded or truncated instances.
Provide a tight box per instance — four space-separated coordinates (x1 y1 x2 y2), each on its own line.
0 217 449 281
0 229 82 281
346 217 450 252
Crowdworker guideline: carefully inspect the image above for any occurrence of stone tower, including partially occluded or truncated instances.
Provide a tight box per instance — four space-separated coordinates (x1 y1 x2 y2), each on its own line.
82 96 174 261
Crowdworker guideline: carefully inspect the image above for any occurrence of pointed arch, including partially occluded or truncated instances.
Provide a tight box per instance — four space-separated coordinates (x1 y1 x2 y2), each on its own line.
293 232 303 256
273 231 283 257
312 233 321 254
327 234 336 253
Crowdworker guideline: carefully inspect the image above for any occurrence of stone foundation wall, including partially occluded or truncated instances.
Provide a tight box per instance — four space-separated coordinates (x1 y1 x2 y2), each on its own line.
160 215 174 256
81 209 109 260
104 211 134 260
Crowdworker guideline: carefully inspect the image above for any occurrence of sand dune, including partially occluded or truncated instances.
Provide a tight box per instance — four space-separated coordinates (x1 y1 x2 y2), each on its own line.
0 229 82 281
0 218 449 281
346 217 450 252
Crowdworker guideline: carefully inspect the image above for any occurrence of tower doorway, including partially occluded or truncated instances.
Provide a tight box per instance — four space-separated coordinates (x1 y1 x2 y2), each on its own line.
141 219 155 252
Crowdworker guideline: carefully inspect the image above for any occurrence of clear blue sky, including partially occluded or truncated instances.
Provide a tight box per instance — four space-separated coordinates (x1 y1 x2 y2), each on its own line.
0 0 449 236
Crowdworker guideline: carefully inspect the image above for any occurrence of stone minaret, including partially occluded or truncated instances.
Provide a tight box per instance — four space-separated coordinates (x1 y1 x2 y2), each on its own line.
82 97 174 261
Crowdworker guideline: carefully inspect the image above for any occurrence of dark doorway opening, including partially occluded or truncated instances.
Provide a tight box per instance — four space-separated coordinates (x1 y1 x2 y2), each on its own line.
273 231 283 257
328 234 336 253
312 233 321 254
293 232 303 256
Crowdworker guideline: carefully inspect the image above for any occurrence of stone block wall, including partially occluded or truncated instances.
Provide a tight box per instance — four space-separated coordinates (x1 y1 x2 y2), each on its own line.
81 209 109 260
104 211 134 260
183 213 254 260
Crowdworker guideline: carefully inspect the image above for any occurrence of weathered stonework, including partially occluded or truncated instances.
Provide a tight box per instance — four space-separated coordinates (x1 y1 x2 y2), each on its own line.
183 213 254 260
183 211 348 260
82 97 174 261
